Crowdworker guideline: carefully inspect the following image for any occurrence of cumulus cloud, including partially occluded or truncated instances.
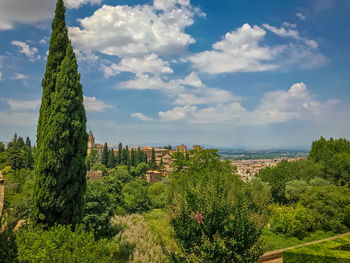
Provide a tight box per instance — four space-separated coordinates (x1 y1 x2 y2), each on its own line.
12 41 40 61
64 0 102 9
69 1 201 57
102 54 173 78
130 113 153 121
189 23 326 74
188 24 281 74
0 0 102 30
12 73 29 80
158 83 338 125
83 96 113 112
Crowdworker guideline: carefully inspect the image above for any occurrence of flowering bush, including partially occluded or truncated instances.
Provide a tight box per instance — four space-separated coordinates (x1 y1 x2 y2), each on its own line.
166 149 266 262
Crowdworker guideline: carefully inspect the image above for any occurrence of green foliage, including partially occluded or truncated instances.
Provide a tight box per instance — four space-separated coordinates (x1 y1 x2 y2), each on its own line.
148 182 166 209
113 166 133 184
259 159 324 203
170 151 188 172
82 180 117 238
122 181 151 213
167 149 265 262
149 148 156 170
91 163 108 177
101 142 109 167
16 224 111 263
135 162 149 177
86 149 99 171
283 235 350 263
300 185 350 232
3 168 34 222
327 152 350 186
33 0 87 227
0 141 5 153
285 179 309 203
107 149 116 168
269 204 313 239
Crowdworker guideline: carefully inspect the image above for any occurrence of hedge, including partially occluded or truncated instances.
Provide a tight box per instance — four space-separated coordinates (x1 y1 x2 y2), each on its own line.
283 235 350 262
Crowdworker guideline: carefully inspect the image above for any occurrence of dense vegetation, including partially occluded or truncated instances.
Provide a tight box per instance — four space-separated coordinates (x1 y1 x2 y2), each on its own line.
33 0 88 227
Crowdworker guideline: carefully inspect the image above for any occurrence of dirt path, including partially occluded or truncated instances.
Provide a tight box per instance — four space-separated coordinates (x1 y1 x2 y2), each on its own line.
259 231 350 263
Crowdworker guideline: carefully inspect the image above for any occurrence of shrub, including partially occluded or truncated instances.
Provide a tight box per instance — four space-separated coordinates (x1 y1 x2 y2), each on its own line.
148 182 166 209
269 204 313 239
300 185 350 232
16 224 111 262
122 181 151 213
167 149 265 262
285 180 309 203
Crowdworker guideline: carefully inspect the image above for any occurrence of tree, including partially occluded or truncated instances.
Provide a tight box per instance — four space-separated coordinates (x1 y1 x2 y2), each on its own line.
130 149 135 167
117 143 123 165
285 180 309 203
101 142 108 167
135 162 149 177
122 181 151 213
0 142 5 153
167 149 265 262
86 149 99 171
150 148 156 170
148 182 166 208
107 149 116 168
25 137 31 148
33 0 87 226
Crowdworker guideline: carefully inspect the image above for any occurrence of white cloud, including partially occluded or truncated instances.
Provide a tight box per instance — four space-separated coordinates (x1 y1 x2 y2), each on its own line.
153 0 190 11
69 2 200 57
188 24 281 74
0 0 103 30
39 39 47 44
83 96 113 112
12 41 40 61
158 83 338 125
64 0 102 9
189 23 326 74
172 72 202 88
4 99 41 111
12 73 29 80
118 74 167 91
263 23 318 49
102 54 173 78
130 113 153 121
296 12 306 20
0 72 2 81
159 105 196 121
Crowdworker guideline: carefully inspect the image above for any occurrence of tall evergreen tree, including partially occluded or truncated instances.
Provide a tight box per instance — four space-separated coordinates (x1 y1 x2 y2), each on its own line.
101 142 109 166
117 143 123 165
107 149 116 168
130 149 135 167
136 147 142 166
150 148 156 170
25 137 32 148
33 0 87 226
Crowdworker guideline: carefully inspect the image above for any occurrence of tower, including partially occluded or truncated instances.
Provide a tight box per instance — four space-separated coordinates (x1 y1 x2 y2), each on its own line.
87 130 95 154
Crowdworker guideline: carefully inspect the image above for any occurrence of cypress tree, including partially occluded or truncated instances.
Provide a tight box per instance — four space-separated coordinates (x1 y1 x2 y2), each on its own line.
101 142 109 166
33 0 87 226
117 143 123 165
107 149 116 168
130 149 135 167
25 137 32 148
150 148 156 170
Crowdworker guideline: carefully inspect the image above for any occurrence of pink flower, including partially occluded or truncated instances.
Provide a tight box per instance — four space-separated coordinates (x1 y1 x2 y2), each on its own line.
194 211 204 223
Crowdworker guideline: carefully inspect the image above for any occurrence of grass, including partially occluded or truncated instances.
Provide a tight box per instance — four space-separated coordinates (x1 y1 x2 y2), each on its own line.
143 209 181 255
261 228 337 251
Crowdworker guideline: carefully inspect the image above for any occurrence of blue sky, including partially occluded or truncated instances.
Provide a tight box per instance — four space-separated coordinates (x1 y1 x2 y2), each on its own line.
0 0 349 149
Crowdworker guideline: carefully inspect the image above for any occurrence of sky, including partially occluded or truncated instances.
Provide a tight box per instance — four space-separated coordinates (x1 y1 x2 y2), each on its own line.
0 0 350 149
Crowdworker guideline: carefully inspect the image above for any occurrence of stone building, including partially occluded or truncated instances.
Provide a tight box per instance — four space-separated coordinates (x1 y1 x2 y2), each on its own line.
146 170 162 184
87 130 104 157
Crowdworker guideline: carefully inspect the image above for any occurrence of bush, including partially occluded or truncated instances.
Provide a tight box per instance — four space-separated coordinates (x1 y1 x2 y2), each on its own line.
167 149 265 262
122 181 151 213
283 235 350 263
269 204 313 239
285 180 309 203
16 224 111 262
300 185 350 232
148 182 166 209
